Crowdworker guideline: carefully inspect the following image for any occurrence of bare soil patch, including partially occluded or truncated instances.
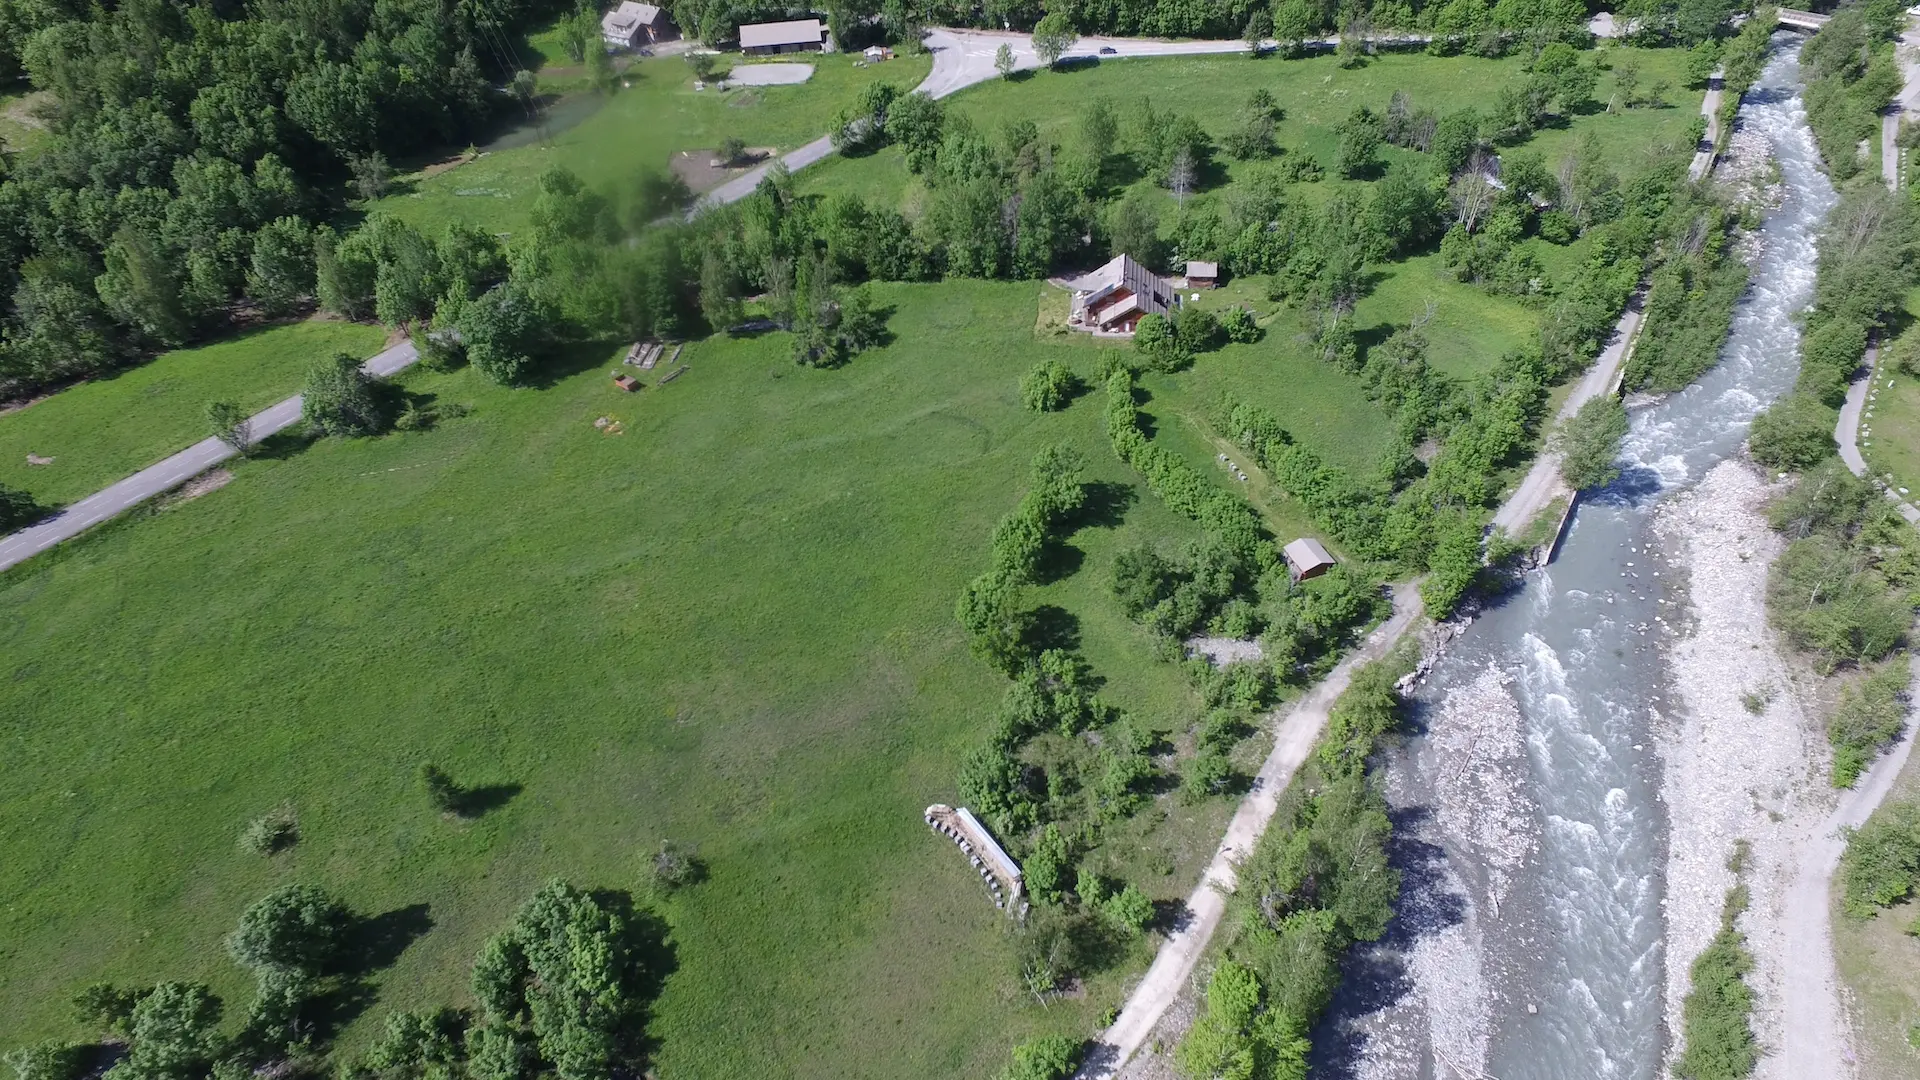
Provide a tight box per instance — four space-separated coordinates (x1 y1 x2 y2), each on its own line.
669 148 775 194
162 468 234 507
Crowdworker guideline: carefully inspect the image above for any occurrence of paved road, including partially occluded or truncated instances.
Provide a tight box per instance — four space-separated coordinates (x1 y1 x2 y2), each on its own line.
1689 70 1725 182
1488 294 1648 537
1077 584 1426 1080
0 339 418 574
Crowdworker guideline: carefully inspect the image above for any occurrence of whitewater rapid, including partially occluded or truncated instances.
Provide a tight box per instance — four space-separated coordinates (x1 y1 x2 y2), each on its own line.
1316 38 1838 1079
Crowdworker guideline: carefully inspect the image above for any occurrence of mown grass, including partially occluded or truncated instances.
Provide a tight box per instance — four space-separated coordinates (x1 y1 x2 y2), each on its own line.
0 279 1276 1076
0 320 388 506
1857 291 1920 500
371 52 931 237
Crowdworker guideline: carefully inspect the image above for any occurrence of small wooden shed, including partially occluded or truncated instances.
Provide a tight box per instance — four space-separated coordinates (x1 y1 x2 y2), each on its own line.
1185 260 1219 289
613 373 641 392
1284 537 1336 583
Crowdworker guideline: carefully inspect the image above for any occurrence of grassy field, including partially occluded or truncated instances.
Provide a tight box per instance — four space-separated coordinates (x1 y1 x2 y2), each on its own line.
1 37 1702 1075
371 52 931 237
1833 738 1920 1080
801 44 1700 211
0 279 1299 1076
0 321 388 507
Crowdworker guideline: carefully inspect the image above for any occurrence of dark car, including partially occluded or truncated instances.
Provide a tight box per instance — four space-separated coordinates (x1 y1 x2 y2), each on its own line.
1098 45 1117 54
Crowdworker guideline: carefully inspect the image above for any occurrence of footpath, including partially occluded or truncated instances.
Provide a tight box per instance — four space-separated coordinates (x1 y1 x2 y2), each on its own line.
1082 52 1720 1078
1077 585 1425 1079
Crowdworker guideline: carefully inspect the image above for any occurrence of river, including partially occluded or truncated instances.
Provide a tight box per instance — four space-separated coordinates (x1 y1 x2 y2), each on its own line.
1318 37 1838 1079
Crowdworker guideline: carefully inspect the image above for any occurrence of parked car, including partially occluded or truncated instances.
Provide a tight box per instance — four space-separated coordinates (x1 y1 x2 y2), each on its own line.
1098 45 1116 54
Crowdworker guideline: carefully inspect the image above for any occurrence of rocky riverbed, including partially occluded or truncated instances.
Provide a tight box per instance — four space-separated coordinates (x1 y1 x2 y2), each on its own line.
1651 458 1849 1079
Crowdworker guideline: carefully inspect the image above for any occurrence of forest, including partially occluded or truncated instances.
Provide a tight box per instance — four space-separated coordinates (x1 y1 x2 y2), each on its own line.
0 0 570 397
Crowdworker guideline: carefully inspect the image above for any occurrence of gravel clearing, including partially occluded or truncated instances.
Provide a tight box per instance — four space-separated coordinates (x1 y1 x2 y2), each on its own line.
1185 636 1265 667
723 62 814 86
1653 458 1849 1080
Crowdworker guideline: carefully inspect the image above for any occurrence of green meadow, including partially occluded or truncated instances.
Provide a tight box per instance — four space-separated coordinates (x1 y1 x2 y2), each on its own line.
373 52 931 237
0 280 1270 1074
0 321 387 506
1 32 1708 1076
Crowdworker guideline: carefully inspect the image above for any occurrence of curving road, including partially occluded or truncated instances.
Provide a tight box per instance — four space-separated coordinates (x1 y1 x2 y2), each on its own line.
0 339 418 574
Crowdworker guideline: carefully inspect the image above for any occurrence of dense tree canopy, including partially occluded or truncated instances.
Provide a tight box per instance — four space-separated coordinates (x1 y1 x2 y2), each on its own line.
0 0 568 397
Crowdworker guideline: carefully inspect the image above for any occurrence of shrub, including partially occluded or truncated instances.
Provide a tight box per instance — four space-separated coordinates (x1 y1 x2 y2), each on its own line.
227 883 354 976
1557 395 1629 491
1222 305 1261 343
1174 306 1223 353
1840 799 1920 916
649 840 703 892
1748 392 1836 470
1766 534 1907 673
239 805 299 856
302 352 389 438
1829 661 1909 788
1767 459 1873 538
1673 884 1757 1080
1183 747 1234 802
3 1043 87 1080
1021 359 1074 412
471 879 659 1077
996 1034 1084 1080
420 762 462 814
206 400 253 455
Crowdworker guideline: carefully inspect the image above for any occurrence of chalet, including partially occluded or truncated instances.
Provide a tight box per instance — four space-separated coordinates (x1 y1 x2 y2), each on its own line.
1184 260 1218 289
601 1 672 48
739 18 827 55
1284 537 1337 583
1066 254 1179 336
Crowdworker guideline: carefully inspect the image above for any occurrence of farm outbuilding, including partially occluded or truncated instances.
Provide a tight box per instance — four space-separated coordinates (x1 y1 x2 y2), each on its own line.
1184 260 1218 288
739 18 827 54
1284 537 1337 583
601 1 673 47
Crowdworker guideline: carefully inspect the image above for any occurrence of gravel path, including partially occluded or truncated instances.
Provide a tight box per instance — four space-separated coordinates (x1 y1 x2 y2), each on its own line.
1079 584 1425 1079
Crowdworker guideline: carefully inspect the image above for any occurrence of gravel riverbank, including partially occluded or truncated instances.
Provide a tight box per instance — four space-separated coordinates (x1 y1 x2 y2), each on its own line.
1652 458 1851 1079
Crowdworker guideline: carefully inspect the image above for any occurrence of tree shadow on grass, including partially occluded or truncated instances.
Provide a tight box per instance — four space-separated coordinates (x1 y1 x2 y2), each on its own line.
1072 480 1136 530
452 782 524 818
1034 540 1086 584
301 903 436 1044
247 427 319 461
342 903 436 976
1024 604 1082 654
591 889 679 1067
528 338 630 389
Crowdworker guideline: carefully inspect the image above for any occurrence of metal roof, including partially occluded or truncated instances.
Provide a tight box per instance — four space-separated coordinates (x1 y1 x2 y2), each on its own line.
1283 537 1336 571
1185 260 1219 278
602 0 661 34
738 18 824 48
